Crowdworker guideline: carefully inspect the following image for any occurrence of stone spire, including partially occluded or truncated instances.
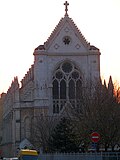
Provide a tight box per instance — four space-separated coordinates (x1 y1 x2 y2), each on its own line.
108 75 114 96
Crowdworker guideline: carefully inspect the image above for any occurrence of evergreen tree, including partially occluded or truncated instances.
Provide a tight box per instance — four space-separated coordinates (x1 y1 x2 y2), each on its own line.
48 117 79 153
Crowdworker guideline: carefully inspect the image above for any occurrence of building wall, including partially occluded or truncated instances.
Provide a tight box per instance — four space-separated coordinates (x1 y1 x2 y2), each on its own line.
0 13 101 157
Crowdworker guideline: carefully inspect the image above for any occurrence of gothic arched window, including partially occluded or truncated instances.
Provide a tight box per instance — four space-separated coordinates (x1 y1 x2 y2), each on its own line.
52 62 82 114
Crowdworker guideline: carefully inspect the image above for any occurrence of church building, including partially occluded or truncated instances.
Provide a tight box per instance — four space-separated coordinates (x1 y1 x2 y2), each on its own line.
1 1 101 157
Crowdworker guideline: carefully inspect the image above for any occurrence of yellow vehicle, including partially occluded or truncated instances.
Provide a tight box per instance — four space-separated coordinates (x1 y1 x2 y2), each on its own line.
17 149 38 160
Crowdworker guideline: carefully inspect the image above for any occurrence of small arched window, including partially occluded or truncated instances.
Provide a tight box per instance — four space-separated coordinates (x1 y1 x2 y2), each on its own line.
52 62 82 114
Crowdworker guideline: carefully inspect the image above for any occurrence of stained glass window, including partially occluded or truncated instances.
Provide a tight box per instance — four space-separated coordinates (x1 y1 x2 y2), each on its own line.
52 62 82 113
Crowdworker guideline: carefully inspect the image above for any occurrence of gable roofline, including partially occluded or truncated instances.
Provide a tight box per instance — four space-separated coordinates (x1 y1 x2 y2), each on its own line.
44 14 90 50
44 17 64 49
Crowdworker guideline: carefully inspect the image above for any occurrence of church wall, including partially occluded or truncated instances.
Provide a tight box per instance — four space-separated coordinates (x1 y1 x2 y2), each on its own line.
87 54 100 82
2 113 12 157
20 108 34 141
2 114 12 144
47 54 100 83
47 54 99 114
1 77 21 157
34 53 49 108
33 50 100 116
1 4 101 156
20 80 34 102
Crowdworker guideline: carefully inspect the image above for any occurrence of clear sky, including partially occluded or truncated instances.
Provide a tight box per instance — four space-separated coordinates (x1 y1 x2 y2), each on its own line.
0 0 120 93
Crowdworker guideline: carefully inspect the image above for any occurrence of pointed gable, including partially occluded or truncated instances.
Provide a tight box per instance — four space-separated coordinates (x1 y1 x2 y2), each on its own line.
34 1 100 56
43 15 91 54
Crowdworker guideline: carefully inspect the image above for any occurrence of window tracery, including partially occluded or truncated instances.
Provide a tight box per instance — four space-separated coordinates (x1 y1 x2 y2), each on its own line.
52 61 82 114
63 36 71 45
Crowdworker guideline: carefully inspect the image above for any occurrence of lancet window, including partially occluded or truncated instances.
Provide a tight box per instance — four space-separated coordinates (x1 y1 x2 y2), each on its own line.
52 61 82 114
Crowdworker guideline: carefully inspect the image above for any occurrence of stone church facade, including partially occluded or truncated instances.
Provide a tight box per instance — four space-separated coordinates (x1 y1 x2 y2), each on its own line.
1 1 101 157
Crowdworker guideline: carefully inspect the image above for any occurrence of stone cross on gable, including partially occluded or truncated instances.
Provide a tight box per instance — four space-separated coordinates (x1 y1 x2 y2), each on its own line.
64 1 69 16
